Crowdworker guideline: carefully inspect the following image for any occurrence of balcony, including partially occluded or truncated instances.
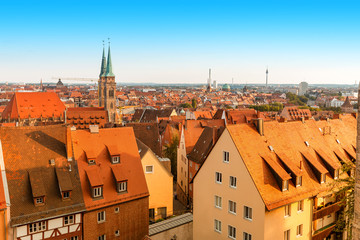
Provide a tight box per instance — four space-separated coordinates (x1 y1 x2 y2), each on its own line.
313 201 342 220
312 222 335 240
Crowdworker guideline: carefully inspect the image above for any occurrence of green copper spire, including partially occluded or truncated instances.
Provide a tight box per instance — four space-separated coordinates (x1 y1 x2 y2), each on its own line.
105 43 115 77
99 44 107 77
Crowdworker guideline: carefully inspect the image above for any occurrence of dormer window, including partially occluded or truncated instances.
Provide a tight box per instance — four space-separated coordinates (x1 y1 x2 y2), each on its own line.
112 155 120 164
334 169 339 179
88 158 96 165
282 180 289 192
321 174 326 184
62 191 70 200
56 168 73 201
296 176 302 187
93 186 103 198
117 181 127 193
35 197 45 205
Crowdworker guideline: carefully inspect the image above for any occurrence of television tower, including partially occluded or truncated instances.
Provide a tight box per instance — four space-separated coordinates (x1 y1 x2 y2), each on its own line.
207 68 212 92
266 67 269 88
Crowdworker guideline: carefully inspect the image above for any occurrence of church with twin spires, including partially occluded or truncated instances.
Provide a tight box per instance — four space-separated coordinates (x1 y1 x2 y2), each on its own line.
98 45 117 123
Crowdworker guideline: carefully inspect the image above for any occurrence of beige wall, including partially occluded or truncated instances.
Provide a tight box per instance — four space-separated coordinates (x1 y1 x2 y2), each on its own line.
193 129 265 239
177 127 188 196
142 150 173 218
264 198 313 240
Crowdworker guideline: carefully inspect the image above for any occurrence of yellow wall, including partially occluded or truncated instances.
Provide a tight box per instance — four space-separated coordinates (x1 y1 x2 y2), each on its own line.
193 129 265 239
264 198 313 240
177 127 188 195
142 149 173 218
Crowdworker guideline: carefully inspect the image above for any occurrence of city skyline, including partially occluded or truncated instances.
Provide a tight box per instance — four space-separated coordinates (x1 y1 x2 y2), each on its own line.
1 0 359 84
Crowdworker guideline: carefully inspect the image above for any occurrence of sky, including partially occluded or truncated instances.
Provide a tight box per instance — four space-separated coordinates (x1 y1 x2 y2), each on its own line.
0 0 359 85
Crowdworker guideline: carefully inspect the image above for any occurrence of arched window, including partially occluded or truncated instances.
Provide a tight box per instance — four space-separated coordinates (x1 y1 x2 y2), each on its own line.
109 89 114 97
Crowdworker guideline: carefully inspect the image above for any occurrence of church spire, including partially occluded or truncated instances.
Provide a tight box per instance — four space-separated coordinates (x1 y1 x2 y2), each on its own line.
105 40 115 77
99 42 107 77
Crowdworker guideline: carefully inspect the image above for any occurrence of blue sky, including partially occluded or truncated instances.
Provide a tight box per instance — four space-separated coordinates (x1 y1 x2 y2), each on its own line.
0 0 359 84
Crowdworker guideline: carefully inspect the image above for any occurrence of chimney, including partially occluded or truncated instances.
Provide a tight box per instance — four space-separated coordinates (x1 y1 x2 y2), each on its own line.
89 125 99 134
255 118 264 136
301 117 305 123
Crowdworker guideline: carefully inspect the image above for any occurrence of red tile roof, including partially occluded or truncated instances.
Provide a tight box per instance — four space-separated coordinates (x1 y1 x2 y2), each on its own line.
2 92 65 119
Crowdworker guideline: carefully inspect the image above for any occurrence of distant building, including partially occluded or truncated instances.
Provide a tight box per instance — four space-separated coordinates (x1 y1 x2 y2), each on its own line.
66 107 109 129
298 82 308 96
341 96 353 113
222 84 231 92
280 106 311 121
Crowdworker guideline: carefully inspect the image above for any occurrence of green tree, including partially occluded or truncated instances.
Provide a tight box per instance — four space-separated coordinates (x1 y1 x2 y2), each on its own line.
191 98 197 108
163 135 179 180
332 162 354 240
179 103 192 108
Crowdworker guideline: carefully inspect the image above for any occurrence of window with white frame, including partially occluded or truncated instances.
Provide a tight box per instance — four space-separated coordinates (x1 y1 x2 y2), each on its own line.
321 173 326 184
243 232 252 240
282 180 289 191
114 207 119 213
284 229 290 240
97 211 106 223
64 215 74 225
223 151 229 163
190 161 192 167
63 191 70 199
190 172 193 179
215 195 222 208
297 200 304 212
93 186 103 198
296 224 303 236
145 165 153 173
228 225 236 239
284 204 291 217
244 206 252 220
215 172 222 184
228 200 236 214
112 156 120 164
117 181 127 193
115 230 120 236
230 176 237 188
98 235 106 240
334 169 339 179
35 197 44 204
214 219 222 233
29 221 46 233
296 176 302 187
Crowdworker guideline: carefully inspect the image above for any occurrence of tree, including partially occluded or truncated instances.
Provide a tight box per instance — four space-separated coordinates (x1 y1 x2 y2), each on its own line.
179 103 192 108
191 98 197 108
163 135 179 180
332 162 355 240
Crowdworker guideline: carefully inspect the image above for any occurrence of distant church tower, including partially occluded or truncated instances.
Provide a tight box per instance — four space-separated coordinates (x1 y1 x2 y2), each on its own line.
98 43 116 123
207 68 212 92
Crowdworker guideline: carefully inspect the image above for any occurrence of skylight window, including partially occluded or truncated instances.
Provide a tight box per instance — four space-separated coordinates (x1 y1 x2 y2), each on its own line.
304 141 310 147
268 146 274 152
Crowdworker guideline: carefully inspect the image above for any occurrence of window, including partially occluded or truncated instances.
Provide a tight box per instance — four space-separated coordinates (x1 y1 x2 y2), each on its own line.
215 172 222 184
117 181 127 193
229 200 236 214
29 221 46 233
223 151 229 163
63 191 70 199
321 173 326 184
35 197 44 204
244 206 252 220
115 230 120 236
215 195 222 208
195 165 199 170
282 180 289 191
214 219 222 233
285 204 291 217
112 156 120 164
297 200 304 212
190 161 192 167
97 211 106 223
93 186 103 198
190 172 193 179
243 232 252 240
98 235 106 240
334 169 339 179
114 207 119 213
70 237 79 240
189 185 192 191
297 224 303 236
296 176 302 187
228 225 236 239
145 165 153 173
88 159 96 165
284 230 290 240
64 215 74 225
230 176 237 188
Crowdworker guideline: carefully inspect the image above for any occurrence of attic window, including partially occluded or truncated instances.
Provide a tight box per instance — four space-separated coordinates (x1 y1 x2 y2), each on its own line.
334 169 339 180
117 181 127 193
296 176 302 187
321 174 326 184
35 197 45 205
62 191 70 200
304 141 310 147
112 156 120 164
282 180 289 192
93 186 103 198
88 158 96 165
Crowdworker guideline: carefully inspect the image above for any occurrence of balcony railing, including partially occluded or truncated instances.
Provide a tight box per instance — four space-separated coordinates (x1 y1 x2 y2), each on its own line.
312 222 336 240
313 201 342 220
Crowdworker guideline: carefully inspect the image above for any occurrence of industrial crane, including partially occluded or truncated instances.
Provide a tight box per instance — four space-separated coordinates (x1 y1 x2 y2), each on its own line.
51 77 98 83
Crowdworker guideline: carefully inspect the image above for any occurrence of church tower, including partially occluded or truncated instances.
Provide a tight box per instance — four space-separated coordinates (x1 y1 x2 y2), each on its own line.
104 44 116 123
98 45 107 107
